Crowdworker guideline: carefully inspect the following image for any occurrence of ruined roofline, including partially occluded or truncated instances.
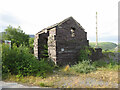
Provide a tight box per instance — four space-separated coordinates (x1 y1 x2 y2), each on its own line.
57 16 85 30
36 23 58 35
36 16 85 35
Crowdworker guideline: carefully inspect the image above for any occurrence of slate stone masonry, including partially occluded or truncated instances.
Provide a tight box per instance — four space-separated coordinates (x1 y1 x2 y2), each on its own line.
34 17 103 65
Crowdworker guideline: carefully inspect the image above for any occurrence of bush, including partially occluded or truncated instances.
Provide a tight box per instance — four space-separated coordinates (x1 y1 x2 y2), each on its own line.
42 45 49 57
71 60 96 74
78 46 92 61
92 60 108 68
2 44 54 78
92 59 119 70
29 38 34 53
37 58 54 78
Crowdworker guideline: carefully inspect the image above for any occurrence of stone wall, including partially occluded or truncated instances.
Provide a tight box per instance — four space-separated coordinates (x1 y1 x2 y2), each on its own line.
34 33 39 59
55 18 89 65
34 32 49 59
34 17 103 65
89 48 103 61
48 28 57 64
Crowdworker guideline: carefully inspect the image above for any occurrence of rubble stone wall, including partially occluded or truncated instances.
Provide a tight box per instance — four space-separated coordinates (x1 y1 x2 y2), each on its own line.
34 17 103 65
48 28 57 64
34 33 39 59
56 18 89 65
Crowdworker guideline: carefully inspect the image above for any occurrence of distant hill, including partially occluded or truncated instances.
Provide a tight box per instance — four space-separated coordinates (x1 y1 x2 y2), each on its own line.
29 35 35 38
89 42 117 50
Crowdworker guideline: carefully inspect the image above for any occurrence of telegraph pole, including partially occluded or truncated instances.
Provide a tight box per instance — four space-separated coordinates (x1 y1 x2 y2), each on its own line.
96 12 98 48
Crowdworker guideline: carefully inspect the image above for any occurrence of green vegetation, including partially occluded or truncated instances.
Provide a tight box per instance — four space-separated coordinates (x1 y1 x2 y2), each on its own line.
78 46 92 61
2 44 54 79
2 25 55 79
72 47 96 74
2 25 29 47
42 45 49 57
2 25 119 88
118 43 120 52
71 46 119 74
92 59 119 70
39 83 46 87
89 42 117 51
71 60 96 74
2 46 119 88
29 37 34 53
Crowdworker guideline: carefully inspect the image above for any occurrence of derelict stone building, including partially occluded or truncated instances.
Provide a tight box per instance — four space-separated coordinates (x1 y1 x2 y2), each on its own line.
34 17 89 65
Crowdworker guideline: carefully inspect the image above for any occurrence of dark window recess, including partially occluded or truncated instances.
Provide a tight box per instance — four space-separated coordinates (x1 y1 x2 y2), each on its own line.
71 27 76 30
71 27 75 37
54 35 56 40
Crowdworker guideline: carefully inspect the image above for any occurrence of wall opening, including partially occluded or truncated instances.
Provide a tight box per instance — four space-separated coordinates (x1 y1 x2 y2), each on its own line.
38 33 48 60
71 27 75 37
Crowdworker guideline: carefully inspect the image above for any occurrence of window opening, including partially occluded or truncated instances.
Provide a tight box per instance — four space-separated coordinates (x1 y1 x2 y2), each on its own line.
71 27 75 37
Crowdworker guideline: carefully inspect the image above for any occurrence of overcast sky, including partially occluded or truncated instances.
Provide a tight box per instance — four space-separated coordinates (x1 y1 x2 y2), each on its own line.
0 0 119 43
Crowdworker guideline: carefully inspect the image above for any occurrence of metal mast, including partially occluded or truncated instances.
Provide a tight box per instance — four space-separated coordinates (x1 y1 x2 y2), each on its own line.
96 12 98 48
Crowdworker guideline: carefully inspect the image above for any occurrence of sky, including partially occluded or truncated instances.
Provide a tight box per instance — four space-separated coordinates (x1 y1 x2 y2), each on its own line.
0 0 119 43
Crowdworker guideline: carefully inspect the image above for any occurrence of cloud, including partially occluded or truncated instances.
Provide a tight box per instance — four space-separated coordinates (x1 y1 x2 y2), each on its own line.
0 12 21 25
0 12 21 32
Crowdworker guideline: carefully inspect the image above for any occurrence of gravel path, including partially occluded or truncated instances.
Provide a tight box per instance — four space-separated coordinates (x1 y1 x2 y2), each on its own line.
0 81 41 88
54 76 118 88
0 76 118 89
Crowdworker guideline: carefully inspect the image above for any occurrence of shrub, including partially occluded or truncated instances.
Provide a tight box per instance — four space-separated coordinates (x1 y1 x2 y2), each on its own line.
42 45 48 57
106 59 118 70
92 59 119 70
92 60 108 68
29 38 34 53
2 44 54 78
71 60 96 74
37 58 54 78
78 46 92 61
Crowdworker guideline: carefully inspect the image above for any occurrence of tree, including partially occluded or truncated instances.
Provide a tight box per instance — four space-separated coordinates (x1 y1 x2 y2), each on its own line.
29 37 34 53
3 25 29 47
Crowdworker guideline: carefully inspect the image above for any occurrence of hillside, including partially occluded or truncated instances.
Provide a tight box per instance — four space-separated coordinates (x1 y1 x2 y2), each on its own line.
89 42 117 50
29 35 35 38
